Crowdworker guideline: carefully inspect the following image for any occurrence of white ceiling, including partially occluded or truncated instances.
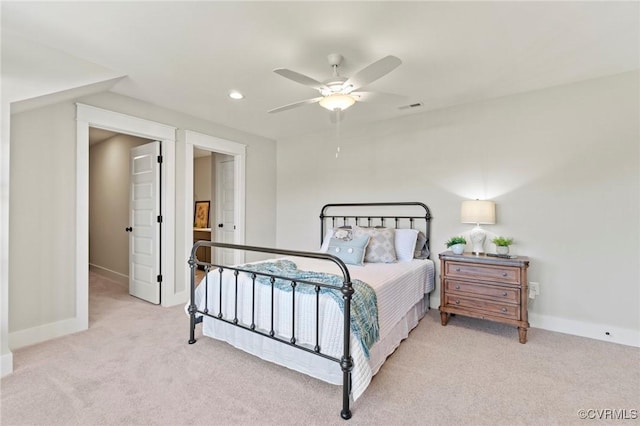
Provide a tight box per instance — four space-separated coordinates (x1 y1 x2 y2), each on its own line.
2 1 638 141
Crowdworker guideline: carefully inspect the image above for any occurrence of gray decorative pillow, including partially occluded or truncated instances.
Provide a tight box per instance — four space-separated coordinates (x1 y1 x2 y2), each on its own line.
353 226 397 263
414 231 430 259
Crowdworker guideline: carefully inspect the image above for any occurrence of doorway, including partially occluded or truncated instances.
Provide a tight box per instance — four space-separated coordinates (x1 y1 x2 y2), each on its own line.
183 130 245 294
77 104 177 332
89 129 164 304
88 128 153 287
192 149 235 266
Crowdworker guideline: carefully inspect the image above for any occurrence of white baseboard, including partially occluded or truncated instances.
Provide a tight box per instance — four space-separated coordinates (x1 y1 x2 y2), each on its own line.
429 296 440 310
429 295 638 347
8 316 87 350
1 351 13 377
529 313 640 348
89 263 128 286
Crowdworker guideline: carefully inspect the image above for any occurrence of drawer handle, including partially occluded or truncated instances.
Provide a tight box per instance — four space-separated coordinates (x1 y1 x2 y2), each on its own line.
455 285 461 290
455 300 460 305
502 272 508 277
455 268 461 272
501 307 508 313
502 292 508 297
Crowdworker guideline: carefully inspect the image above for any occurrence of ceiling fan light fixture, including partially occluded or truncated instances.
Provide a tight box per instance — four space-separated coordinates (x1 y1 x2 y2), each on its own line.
319 94 356 111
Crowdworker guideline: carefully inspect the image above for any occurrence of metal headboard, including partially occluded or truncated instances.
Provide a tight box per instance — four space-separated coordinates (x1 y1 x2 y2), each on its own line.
320 202 432 257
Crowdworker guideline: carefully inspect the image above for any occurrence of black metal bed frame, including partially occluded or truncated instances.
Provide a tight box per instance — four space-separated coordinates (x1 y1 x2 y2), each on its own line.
188 202 432 420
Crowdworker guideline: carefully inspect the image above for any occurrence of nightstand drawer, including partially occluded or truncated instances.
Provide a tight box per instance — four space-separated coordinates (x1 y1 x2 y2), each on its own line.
445 261 521 285
445 280 519 303
444 294 520 320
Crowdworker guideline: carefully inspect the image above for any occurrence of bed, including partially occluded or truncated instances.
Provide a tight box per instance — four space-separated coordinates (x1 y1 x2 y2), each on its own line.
187 202 434 419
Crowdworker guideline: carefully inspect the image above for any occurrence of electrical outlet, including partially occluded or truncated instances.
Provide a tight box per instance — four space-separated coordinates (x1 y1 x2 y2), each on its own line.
529 282 540 296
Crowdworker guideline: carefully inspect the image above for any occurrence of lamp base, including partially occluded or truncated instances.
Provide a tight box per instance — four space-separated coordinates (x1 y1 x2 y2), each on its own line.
469 226 487 255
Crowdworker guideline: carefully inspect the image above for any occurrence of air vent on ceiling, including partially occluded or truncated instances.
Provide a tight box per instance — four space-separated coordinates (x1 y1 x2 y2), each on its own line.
398 102 423 110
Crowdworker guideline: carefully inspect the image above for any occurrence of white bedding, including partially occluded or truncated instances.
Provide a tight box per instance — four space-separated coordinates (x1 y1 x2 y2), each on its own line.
191 256 435 400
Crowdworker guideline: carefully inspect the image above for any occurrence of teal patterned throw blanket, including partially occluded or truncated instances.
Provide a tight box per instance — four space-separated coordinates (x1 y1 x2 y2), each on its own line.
239 260 379 358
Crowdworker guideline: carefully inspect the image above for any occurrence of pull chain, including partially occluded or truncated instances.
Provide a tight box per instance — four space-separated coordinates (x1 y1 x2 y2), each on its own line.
334 110 341 158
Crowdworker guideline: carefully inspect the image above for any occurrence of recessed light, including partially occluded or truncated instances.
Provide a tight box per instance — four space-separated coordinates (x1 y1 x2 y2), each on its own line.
229 90 244 100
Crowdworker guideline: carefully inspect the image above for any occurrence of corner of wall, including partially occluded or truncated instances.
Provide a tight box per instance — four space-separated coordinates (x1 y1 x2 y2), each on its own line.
1 352 13 377
2 100 13 377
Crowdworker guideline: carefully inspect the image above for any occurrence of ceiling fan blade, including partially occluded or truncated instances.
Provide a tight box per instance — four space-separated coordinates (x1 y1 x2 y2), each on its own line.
344 55 402 92
268 97 323 114
351 91 407 104
273 68 329 91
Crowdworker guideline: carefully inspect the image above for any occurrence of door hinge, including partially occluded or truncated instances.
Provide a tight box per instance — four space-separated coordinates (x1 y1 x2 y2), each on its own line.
157 155 163 164
157 215 163 223
157 274 163 283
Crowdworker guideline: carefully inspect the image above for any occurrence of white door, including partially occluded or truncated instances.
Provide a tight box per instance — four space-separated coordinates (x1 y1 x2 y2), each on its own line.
215 156 235 265
128 142 161 304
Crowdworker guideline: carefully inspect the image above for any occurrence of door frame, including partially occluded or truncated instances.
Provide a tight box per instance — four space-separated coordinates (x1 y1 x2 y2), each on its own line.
76 104 177 320
184 130 245 288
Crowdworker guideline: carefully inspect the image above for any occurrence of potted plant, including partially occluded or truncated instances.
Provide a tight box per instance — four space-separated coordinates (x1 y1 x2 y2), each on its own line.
445 236 467 255
492 236 513 255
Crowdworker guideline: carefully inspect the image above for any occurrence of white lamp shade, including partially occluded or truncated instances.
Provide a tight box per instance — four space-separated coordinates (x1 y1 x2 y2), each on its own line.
319 94 356 111
461 200 496 225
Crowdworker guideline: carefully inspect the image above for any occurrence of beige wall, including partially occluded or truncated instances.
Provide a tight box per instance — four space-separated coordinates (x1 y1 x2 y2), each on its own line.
9 102 77 331
89 134 151 278
276 71 640 343
8 91 277 337
1 33 127 372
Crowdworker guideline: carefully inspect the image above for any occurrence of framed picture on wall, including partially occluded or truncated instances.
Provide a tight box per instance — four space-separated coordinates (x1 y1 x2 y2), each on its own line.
194 201 210 229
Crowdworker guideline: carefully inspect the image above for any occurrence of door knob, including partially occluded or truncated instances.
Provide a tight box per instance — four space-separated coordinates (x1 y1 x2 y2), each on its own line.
125 227 133 232
218 223 223 228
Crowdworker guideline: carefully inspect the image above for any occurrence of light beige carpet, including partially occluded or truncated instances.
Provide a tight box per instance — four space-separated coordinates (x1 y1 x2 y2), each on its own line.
1 271 638 425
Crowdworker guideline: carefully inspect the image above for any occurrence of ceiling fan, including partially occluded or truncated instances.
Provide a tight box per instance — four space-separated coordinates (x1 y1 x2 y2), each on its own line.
268 53 403 115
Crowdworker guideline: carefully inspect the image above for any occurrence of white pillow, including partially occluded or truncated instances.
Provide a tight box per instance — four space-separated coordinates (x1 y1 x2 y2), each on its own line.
319 228 334 252
395 229 419 262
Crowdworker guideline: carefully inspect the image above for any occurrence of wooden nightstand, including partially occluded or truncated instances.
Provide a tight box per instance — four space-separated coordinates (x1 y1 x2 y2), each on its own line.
439 251 530 343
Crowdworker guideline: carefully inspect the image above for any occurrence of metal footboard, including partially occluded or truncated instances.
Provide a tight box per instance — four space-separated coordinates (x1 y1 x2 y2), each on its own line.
188 242 355 420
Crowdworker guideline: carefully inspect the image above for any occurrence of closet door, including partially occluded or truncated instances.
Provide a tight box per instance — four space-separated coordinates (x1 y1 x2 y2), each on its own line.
128 141 161 304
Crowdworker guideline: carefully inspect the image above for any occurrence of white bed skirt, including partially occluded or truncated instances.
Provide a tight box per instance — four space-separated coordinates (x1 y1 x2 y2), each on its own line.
201 297 428 400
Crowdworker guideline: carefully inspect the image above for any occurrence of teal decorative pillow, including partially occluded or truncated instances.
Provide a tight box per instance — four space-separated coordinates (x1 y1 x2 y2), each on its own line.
327 235 370 265
353 226 397 263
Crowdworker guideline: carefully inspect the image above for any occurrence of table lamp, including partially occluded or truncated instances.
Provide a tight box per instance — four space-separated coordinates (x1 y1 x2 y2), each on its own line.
461 200 496 255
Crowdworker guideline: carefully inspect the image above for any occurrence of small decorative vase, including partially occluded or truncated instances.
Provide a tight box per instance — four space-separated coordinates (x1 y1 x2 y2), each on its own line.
496 246 509 255
451 244 465 255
